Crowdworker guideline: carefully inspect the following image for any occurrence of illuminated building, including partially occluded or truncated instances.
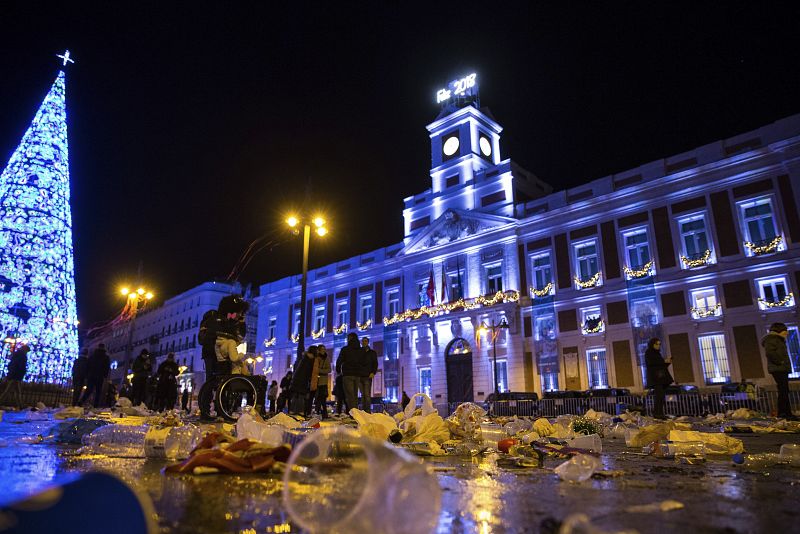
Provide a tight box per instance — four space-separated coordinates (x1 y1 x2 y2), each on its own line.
0 71 79 383
257 76 800 404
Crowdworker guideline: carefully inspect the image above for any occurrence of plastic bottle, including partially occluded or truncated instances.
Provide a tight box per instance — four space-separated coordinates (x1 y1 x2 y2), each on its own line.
283 426 441 534
554 453 602 482
82 424 202 459
566 434 602 453
732 452 784 469
643 440 705 459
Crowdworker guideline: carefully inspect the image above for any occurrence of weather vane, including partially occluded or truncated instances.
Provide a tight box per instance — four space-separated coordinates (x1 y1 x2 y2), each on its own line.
56 50 75 66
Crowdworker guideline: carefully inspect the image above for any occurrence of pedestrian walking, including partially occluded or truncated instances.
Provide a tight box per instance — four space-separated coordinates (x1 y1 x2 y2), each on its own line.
290 347 316 416
0 344 29 408
267 380 279 413
336 333 363 415
359 337 378 413
155 353 179 412
181 387 190 413
644 337 673 419
312 345 332 419
71 348 89 406
80 344 111 407
401 391 411 410
131 349 152 406
277 371 292 413
198 309 220 419
763 322 796 420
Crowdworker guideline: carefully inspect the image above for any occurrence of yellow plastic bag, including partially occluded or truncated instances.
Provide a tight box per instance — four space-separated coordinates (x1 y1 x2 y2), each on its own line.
532 418 554 437
625 422 675 448
350 409 398 441
668 430 744 455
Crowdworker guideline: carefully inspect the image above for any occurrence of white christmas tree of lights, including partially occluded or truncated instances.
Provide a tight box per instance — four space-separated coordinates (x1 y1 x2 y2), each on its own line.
0 69 79 383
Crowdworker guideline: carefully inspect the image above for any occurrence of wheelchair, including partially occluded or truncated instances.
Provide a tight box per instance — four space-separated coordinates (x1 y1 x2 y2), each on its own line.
199 373 268 422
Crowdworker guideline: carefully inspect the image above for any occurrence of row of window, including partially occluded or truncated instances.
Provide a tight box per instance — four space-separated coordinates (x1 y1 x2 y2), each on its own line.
531 195 786 294
540 327 800 391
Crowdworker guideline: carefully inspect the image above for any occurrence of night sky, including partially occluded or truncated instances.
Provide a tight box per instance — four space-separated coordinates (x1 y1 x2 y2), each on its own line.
1 3 798 331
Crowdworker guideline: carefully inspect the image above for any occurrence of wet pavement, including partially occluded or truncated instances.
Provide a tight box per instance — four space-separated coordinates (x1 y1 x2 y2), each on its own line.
1 411 799 533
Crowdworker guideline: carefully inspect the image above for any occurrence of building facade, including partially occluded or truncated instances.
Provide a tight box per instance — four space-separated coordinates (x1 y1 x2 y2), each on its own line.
255 103 800 406
95 281 255 392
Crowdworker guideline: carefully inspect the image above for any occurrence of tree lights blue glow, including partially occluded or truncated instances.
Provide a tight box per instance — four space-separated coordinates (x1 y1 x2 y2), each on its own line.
0 71 79 383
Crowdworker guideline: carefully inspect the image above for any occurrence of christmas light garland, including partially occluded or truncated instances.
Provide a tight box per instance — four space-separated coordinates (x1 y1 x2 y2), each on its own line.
681 249 711 268
311 327 326 339
530 282 553 298
356 319 372 331
290 334 299 344
744 236 782 255
333 324 348 335
758 293 794 309
623 260 654 279
691 303 720 318
382 290 520 326
263 337 276 347
582 318 605 334
574 272 602 289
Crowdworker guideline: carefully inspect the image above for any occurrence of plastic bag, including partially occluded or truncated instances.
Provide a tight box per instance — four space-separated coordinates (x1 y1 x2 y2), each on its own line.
446 402 487 440
351 409 398 441
624 422 674 448
728 408 760 420
53 406 84 420
402 412 449 444
554 453 602 482
265 412 301 429
668 430 744 455
397 393 437 422
115 397 133 408
532 417 554 437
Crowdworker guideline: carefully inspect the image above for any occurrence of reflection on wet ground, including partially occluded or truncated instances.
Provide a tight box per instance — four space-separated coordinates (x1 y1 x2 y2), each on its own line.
1 411 799 533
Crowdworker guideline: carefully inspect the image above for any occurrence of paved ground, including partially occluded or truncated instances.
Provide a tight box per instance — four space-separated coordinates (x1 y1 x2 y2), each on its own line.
0 411 798 533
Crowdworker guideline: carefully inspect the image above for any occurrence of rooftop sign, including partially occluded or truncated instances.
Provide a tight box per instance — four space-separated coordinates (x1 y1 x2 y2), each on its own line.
436 73 478 104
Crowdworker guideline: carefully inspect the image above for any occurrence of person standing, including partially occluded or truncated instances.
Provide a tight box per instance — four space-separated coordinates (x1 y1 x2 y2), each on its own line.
333 374 345 415
336 333 362 415
0 344 30 408
312 345 332 419
290 347 316 416
267 380 279 414
80 344 110 407
644 338 673 419
401 391 411 410
181 387 190 413
197 309 220 419
763 322 795 419
71 348 89 406
131 349 152 406
155 352 179 412
359 337 379 413
277 371 293 413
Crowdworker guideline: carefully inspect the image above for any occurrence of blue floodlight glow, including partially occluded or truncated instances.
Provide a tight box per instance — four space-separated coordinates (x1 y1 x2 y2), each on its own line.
0 71 79 383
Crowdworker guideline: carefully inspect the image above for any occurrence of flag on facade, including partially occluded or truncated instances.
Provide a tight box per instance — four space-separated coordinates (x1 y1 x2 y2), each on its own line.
440 262 448 303
426 266 436 305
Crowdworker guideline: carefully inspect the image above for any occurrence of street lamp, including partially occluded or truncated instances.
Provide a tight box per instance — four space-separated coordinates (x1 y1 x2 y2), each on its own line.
477 316 510 396
286 214 329 356
119 284 155 370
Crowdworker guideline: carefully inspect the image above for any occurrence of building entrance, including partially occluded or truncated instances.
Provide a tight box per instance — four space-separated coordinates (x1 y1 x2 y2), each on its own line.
445 338 474 404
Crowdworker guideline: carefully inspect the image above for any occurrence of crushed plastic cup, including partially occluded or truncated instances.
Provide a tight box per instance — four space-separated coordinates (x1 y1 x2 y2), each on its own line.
81 424 202 459
236 409 286 447
503 419 532 436
480 423 504 446
566 433 602 453
282 426 441 534
554 453 602 482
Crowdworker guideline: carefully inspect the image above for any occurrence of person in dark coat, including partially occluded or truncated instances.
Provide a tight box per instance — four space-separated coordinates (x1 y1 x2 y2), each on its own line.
71 348 89 406
155 352 180 412
267 380 279 414
644 338 673 419
359 337 379 413
181 387 190 413
333 374 345 415
0 344 30 408
131 349 152 406
336 333 364 415
289 347 316 416
401 391 411 410
80 344 111 407
763 322 794 419
277 371 293 413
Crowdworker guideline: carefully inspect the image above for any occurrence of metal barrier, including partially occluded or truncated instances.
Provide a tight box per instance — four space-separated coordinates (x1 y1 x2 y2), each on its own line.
428 390 800 418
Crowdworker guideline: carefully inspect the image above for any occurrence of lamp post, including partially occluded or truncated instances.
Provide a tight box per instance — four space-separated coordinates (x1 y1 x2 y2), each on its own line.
119 286 154 369
286 215 328 356
477 316 509 396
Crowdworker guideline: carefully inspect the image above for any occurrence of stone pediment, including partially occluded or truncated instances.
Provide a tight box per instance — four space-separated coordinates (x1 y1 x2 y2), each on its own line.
402 209 514 255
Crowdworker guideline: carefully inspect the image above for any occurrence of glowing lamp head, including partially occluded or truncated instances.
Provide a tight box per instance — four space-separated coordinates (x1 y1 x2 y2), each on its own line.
137 288 145 295
128 293 137 299
286 215 299 228
120 287 130 296
316 226 328 237
256 356 264 362
145 292 154 300
313 216 326 228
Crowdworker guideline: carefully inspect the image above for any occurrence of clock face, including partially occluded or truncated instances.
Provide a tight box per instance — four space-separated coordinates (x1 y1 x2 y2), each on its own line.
442 136 460 157
479 136 492 157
